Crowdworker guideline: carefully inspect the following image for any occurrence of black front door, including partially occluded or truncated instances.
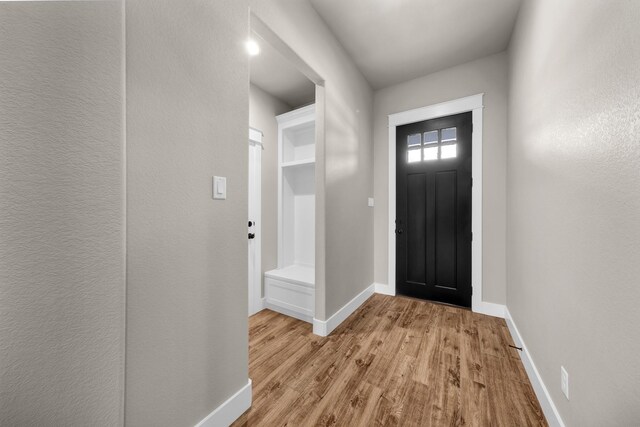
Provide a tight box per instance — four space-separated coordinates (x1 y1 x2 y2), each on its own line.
396 112 472 307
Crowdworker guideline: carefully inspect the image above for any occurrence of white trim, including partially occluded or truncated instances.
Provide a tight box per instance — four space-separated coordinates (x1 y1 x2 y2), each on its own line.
281 158 315 168
505 309 566 427
249 127 264 149
474 301 505 318
313 284 374 336
249 127 262 142
387 94 487 313
470 106 483 313
194 379 252 427
312 320 328 336
374 282 395 296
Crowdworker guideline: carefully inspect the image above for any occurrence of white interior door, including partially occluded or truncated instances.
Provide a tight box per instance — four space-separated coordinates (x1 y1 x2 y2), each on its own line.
248 128 263 316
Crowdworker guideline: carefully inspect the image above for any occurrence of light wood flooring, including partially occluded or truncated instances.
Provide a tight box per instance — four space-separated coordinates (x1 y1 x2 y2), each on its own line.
233 294 546 426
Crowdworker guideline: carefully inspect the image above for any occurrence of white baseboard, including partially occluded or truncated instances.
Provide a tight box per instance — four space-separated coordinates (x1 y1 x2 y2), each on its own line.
505 309 565 427
194 379 252 427
248 298 265 317
473 301 506 318
313 284 375 336
374 282 395 296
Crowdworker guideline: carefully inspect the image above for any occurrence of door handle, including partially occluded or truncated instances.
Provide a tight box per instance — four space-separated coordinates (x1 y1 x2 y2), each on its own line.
395 228 403 235
248 233 255 240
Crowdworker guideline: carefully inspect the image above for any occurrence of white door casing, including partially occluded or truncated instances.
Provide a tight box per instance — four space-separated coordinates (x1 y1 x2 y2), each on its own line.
248 128 263 316
382 94 504 318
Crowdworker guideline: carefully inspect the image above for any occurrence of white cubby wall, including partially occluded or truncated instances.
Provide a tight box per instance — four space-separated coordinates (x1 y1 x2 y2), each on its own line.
282 164 315 268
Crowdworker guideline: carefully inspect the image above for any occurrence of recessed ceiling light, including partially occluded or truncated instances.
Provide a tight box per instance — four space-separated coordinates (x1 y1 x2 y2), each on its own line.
246 39 260 56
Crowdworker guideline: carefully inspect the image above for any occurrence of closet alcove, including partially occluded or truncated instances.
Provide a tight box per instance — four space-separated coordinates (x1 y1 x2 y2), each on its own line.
264 104 316 322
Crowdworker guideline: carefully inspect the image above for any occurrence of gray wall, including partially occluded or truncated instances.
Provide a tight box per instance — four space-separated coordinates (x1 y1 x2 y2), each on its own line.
250 0 374 320
125 1 249 426
507 0 640 425
249 84 292 296
373 52 509 305
0 2 125 425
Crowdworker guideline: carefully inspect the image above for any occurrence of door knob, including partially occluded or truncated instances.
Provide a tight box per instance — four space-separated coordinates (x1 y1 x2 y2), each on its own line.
396 228 403 235
248 233 255 239
248 220 254 227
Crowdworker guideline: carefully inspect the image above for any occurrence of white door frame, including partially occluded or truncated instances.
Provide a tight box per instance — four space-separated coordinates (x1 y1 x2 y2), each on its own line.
384 93 501 317
248 127 263 316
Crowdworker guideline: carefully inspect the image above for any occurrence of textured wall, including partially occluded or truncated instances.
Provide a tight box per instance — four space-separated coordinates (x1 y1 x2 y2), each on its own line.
508 0 640 424
0 2 125 425
249 84 292 296
372 52 509 305
124 1 249 426
250 0 374 320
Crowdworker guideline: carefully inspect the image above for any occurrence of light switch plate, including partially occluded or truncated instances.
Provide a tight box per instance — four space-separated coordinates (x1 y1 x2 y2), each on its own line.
213 176 227 200
368 197 374 207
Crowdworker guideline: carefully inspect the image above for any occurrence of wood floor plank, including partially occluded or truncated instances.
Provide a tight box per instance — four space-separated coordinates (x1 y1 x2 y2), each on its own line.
307 374 384 427
236 380 294 426
233 295 547 427
362 327 407 388
460 377 490 427
460 309 485 384
478 315 514 359
485 376 547 427
483 353 529 385
412 304 445 385
251 335 326 400
426 351 463 426
369 354 415 426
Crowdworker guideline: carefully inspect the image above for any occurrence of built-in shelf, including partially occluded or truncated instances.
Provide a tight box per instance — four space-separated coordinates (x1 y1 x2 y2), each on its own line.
266 104 316 324
278 105 315 164
281 158 315 168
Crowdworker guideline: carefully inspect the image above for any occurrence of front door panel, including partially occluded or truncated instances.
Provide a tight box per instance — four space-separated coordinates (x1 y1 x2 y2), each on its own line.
396 112 472 307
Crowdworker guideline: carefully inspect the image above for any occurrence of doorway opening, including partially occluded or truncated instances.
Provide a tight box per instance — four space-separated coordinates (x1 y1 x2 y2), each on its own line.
247 14 325 323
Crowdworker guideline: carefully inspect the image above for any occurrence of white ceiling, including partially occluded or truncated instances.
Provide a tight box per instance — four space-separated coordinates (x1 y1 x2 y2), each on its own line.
250 31 316 108
309 0 522 89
